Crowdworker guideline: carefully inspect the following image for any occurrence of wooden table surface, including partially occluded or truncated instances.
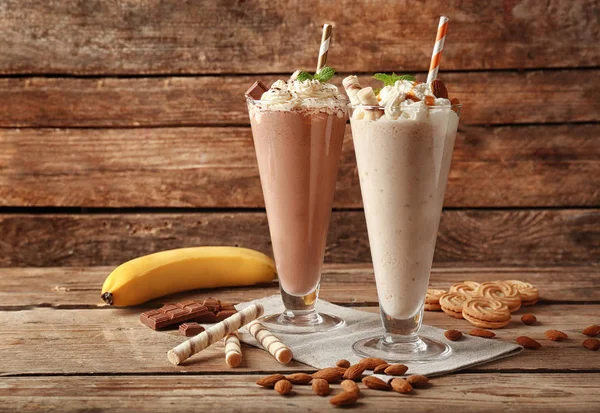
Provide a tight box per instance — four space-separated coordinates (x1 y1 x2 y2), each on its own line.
1 264 599 412
0 2 598 411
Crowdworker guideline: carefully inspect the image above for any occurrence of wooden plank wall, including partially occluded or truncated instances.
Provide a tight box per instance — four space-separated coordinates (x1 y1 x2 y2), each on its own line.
0 0 598 268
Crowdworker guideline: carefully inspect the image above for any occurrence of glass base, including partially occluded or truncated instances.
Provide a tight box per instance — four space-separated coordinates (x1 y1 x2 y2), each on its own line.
352 335 452 363
260 283 345 334
258 311 345 334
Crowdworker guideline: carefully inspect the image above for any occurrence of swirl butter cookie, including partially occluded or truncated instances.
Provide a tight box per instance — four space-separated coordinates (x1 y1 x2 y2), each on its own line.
439 292 468 319
504 280 539 306
424 288 446 311
449 281 481 298
462 297 511 329
476 281 522 313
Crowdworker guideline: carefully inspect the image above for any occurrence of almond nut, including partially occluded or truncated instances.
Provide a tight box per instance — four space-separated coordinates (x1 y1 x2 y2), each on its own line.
335 367 347 375
444 329 463 341
582 338 600 351
431 79 449 99
343 364 366 381
583 325 600 337
384 364 408 376
329 391 359 406
521 314 537 325
256 374 286 388
373 363 390 374
359 357 388 370
341 379 360 394
406 375 429 388
312 367 343 383
274 379 293 395
336 359 351 368
545 329 568 341
285 373 312 385
468 328 496 339
516 336 541 350
406 92 420 102
390 378 413 394
362 376 392 391
312 378 330 396
451 98 461 113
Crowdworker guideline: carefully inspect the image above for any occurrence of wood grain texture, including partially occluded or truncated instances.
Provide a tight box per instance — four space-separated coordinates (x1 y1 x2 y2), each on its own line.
0 209 598 267
1 266 599 308
0 304 598 376
1 373 599 413
1 124 598 208
1 70 598 127
0 307 309 375
0 0 598 74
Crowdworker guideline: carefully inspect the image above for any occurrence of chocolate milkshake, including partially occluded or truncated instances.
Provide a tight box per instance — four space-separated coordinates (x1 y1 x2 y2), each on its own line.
246 75 347 332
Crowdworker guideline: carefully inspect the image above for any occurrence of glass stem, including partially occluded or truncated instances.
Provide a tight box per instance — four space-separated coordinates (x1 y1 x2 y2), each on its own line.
380 304 424 342
278 285 322 325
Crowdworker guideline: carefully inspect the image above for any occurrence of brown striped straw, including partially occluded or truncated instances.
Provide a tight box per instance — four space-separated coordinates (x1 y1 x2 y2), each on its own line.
316 24 332 73
426 16 450 84
167 303 263 365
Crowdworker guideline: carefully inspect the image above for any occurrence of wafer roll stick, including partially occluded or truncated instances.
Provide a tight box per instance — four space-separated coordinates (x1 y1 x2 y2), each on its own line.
362 109 382 121
357 87 379 106
167 303 263 365
342 76 362 105
356 87 383 120
247 321 293 364
224 331 242 368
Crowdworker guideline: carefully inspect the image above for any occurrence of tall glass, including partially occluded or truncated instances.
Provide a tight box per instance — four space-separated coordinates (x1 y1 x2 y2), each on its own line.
349 103 461 361
247 99 347 333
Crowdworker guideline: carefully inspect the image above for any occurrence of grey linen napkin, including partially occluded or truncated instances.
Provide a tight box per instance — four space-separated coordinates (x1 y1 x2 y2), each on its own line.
235 295 521 378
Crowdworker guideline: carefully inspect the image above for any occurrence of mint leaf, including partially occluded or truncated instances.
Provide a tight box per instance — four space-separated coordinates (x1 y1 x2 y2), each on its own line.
396 74 416 82
294 67 336 83
314 66 335 82
373 73 395 86
373 73 416 86
296 71 314 82
373 87 382 95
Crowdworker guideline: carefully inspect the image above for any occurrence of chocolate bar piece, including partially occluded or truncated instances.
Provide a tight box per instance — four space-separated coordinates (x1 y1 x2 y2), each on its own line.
140 298 239 330
220 304 237 312
215 309 237 322
179 322 205 337
245 80 268 100
140 301 210 330
202 297 221 313
192 311 218 324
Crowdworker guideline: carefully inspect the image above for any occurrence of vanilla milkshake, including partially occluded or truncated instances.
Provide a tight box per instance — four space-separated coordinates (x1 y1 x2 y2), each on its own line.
246 74 347 332
345 76 460 320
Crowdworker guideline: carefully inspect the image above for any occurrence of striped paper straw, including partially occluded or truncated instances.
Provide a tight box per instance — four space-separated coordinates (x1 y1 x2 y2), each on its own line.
426 16 450 84
316 24 332 73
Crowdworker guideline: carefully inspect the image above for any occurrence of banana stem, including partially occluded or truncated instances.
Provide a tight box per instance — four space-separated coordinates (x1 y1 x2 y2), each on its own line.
101 292 113 305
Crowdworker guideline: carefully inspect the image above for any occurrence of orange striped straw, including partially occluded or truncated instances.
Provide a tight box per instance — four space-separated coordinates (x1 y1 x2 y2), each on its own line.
426 16 449 84
316 24 332 73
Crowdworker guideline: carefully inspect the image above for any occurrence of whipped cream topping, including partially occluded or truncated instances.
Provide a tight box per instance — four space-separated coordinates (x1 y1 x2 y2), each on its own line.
372 80 452 121
258 78 347 110
378 80 451 108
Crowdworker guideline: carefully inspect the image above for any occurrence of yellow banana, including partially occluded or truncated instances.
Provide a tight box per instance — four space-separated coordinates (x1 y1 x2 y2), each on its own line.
101 246 276 306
